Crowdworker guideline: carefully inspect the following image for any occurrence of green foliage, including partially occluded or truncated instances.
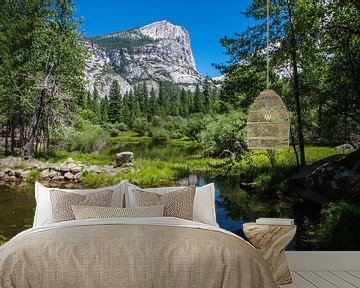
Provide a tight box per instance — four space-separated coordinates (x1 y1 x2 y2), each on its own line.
79 109 100 125
108 80 122 123
217 0 360 150
88 32 154 51
201 111 247 158
63 118 109 153
81 159 189 188
184 115 211 141
0 0 87 157
151 128 170 145
133 117 148 136
0 235 6 247
315 202 360 250
25 169 41 182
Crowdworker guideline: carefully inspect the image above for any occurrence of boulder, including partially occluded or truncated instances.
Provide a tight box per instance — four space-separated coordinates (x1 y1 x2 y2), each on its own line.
70 166 82 174
52 175 64 181
41 169 50 179
0 171 5 179
89 165 101 174
333 143 354 150
64 157 74 164
64 172 74 181
14 170 23 178
74 172 83 180
21 170 30 178
307 149 360 202
9 175 18 181
116 152 134 167
5 169 13 176
48 170 58 179
58 165 70 173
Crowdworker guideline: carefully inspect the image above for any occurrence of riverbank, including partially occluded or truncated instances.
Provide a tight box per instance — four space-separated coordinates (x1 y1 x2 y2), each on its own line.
0 132 353 191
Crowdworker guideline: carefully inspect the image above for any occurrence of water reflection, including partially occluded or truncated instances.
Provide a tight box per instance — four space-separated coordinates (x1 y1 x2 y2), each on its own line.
0 184 35 241
179 174 322 250
108 142 201 161
0 174 322 250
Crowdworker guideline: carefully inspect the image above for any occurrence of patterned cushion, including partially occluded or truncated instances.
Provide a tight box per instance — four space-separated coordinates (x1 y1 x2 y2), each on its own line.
72 205 164 219
49 189 113 222
132 187 196 220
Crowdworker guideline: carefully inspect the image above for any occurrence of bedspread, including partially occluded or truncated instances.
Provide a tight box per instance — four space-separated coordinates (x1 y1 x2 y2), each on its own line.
0 218 276 288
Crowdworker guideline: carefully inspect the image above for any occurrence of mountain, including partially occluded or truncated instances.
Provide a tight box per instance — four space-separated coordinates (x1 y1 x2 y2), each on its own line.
84 20 204 96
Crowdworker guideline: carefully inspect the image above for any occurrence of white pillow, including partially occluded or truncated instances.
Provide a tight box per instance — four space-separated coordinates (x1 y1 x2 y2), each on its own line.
33 181 127 227
125 182 218 227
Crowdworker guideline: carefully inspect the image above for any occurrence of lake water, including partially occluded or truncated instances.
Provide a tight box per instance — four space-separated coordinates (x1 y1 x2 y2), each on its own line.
0 142 322 249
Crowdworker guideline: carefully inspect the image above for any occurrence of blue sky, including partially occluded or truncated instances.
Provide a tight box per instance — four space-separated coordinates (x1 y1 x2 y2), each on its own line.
75 0 253 77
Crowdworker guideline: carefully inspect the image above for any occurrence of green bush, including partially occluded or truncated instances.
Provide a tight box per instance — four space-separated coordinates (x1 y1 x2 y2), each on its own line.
151 115 162 127
316 202 360 250
151 128 169 145
79 109 100 124
63 117 109 153
25 169 41 182
184 114 211 141
133 117 148 136
201 111 247 158
109 129 120 137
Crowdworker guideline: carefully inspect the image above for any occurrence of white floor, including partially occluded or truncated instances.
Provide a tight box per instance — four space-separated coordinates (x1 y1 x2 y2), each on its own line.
280 252 360 288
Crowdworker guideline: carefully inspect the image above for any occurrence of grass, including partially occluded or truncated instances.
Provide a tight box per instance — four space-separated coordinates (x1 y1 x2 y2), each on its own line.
81 159 189 188
110 131 151 143
25 169 41 182
35 132 355 192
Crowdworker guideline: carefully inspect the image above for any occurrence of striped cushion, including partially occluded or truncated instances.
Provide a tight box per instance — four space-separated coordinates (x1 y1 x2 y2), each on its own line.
72 205 164 219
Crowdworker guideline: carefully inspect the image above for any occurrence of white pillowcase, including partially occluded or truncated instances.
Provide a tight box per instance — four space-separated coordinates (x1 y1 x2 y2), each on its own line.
33 181 128 227
125 182 218 227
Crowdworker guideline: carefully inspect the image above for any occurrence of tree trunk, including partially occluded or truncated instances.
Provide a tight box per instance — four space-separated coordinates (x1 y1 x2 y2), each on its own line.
22 62 53 159
288 0 306 166
10 119 15 156
290 126 300 167
5 121 9 155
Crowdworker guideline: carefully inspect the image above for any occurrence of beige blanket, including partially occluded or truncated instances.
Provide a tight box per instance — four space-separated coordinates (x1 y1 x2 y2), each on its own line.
0 218 276 288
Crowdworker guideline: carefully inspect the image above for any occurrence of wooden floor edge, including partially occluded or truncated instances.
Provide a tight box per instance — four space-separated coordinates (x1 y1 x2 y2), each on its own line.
285 251 360 271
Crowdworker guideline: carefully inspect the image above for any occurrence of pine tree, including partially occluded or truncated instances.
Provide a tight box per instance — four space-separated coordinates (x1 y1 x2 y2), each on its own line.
100 95 109 122
148 88 159 120
193 85 204 113
92 87 101 118
203 78 211 113
122 102 131 127
108 80 121 123
140 82 148 118
180 89 189 117
158 82 169 116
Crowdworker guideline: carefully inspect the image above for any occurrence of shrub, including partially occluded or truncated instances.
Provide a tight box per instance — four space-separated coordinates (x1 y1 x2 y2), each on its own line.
184 114 211 141
316 202 360 250
62 117 109 153
201 111 247 158
133 117 148 136
109 129 120 137
79 109 100 124
25 169 41 182
115 122 128 131
151 115 162 127
151 128 169 145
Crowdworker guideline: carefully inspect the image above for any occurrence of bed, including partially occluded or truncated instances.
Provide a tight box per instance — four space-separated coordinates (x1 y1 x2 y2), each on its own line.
0 181 277 288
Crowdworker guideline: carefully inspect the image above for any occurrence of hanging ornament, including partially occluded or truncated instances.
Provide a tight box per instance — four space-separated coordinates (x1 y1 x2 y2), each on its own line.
246 0 290 149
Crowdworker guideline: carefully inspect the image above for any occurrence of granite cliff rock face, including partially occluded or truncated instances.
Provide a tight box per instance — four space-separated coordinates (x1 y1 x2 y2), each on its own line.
84 20 203 96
